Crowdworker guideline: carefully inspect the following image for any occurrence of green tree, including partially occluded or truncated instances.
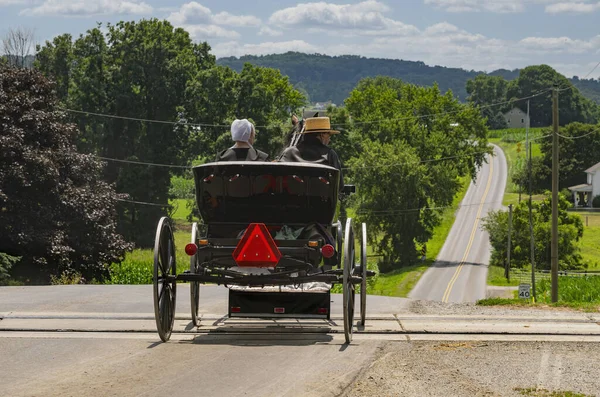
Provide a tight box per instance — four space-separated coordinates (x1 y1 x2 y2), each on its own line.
482 193 584 270
345 77 491 269
466 74 509 129
538 122 600 190
36 20 216 246
0 67 130 283
506 65 599 127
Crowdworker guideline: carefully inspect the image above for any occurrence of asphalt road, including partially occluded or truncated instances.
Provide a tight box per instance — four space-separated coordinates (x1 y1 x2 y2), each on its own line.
410 145 507 303
3 285 600 397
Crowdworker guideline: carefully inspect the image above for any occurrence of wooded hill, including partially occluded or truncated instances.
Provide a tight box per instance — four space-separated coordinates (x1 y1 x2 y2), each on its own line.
217 52 600 105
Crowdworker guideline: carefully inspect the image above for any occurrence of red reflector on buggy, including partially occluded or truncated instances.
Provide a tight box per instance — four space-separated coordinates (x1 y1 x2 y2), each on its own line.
233 223 282 268
230 307 241 313
184 243 198 256
317 308 328 315
274 307 285 314
321 244 335 258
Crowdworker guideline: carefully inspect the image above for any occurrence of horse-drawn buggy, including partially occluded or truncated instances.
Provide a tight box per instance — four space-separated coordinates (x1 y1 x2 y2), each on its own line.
152 161 372 343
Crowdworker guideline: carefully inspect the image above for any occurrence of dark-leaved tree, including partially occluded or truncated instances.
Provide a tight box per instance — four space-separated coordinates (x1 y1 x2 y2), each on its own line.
0 66 131 283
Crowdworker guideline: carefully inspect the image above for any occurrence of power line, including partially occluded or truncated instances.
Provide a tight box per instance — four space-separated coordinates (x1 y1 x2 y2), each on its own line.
97 156 192 169
117 198 169 207
557 126 600 140
60 87 552 130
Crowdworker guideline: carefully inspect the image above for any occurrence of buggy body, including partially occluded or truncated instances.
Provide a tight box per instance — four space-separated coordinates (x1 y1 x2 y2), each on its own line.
152 161 370 343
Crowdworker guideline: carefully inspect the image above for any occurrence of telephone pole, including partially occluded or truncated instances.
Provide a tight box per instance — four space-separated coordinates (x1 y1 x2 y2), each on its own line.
551 86 559 302
507 204 513 283
526 100 536 300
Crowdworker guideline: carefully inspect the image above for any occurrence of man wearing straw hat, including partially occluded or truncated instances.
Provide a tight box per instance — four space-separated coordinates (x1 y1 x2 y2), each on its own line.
217 118 268 162
280 116 344 187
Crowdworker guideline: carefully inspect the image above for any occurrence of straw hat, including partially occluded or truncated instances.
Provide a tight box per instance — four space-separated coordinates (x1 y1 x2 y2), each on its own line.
302 117 339 134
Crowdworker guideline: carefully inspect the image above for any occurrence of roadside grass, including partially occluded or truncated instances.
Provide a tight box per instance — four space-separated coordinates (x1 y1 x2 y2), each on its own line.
169 199 199 222
367 175 472 297
488 135 543 206
109 229 191 285
573 211 600 270
514 387 594 397
487 265 520 287
477 297 600 312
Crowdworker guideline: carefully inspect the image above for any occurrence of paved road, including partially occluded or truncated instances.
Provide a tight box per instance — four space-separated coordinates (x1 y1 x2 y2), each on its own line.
410 145 507 303
3 285 600 397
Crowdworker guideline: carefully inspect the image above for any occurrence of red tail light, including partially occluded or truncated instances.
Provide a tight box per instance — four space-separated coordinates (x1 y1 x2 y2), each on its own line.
321 244 335 258
230 307 241 313
317 308 328 315
185 243 198 256
233 223 281 267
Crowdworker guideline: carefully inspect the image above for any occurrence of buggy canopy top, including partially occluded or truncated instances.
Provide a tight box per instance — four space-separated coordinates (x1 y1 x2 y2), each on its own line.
192 162 340 225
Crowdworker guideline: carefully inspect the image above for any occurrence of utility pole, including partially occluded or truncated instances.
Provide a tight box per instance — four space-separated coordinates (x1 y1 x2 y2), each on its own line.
507 204 513 283
526 100 536 300
551 86 559 302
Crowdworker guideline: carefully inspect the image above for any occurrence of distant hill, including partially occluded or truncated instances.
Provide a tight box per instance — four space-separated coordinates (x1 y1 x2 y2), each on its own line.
217 52 600 105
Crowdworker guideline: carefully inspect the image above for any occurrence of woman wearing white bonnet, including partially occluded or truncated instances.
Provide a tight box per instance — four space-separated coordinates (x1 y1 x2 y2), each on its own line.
216 118 268 161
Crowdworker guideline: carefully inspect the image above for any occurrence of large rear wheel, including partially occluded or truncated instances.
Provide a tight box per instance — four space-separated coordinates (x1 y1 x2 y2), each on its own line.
153 217 177 342
342 218 356 344
359 223 368 326
190 222 201 327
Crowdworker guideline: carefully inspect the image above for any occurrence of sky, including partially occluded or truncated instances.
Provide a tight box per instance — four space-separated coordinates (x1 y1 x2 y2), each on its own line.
1 0 599 78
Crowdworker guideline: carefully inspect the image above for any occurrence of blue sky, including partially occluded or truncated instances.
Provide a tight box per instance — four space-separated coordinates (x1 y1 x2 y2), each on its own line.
1 0 599 78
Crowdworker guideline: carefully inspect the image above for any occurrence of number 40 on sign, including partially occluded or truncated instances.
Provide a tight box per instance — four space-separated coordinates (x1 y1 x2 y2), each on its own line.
518 284 531 299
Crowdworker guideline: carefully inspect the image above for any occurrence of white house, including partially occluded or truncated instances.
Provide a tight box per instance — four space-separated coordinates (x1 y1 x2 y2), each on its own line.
503 107 530 129
568 161 600 207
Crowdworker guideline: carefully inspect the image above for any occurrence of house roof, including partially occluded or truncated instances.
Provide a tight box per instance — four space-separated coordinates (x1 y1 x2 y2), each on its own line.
584 161 600 174
568 184 592 192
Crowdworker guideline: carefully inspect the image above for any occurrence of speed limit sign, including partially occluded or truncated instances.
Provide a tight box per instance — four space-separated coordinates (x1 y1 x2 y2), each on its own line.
518 284 531 299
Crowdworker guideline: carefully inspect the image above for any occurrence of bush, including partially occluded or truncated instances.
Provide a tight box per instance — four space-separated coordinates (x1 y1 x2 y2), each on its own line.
0 252 20 285
593 195 600 208
0 66 131 283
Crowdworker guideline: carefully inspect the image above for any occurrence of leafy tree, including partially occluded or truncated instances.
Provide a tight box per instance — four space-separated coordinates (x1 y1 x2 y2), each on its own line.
482 193 584 270
36 20 217 246
466 74 509 129
538 122 600 190
0 66 130 282
345 77 490 269
511 156 548 195
34 34 74 100
506 65 599 127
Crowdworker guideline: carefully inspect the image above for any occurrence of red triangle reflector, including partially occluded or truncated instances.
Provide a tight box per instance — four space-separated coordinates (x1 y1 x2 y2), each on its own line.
233 223 281 268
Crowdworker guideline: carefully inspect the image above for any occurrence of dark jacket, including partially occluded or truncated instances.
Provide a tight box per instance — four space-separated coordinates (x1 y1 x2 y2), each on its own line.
279 135 344 188
216 147 268 162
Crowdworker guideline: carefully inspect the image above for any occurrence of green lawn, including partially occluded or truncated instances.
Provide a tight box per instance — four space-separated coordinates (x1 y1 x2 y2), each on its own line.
573 211 600 270
488 264 520 287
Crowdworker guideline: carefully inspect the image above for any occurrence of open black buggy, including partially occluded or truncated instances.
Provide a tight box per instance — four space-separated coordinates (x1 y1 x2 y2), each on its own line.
153 161 373 343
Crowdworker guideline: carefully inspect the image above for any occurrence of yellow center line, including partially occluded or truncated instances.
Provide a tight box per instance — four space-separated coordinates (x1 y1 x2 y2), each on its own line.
441 155 495 303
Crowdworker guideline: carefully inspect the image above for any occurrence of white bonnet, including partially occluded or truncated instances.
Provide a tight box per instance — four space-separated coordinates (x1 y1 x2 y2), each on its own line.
231 119 254 142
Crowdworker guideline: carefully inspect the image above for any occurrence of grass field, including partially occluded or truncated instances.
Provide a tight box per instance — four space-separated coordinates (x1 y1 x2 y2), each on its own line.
574 211 600 269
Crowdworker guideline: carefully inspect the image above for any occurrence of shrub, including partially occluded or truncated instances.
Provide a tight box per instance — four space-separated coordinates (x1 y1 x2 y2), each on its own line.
593 195 600 208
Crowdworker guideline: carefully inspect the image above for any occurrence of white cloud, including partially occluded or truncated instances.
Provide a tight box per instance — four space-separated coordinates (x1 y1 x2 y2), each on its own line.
212 40 319 58
20 0 152 16
545 1 600 13
424 0 525 13
0 0 28 5
258 26 283 37
269 1 418 36
518 35 600 53
167 2 261 39
213 11 260 27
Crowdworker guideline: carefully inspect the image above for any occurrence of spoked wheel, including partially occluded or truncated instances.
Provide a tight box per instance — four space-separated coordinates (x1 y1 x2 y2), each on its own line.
342 218 356 344
359 223 368 326
153 217 177 342
190 222 201 327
